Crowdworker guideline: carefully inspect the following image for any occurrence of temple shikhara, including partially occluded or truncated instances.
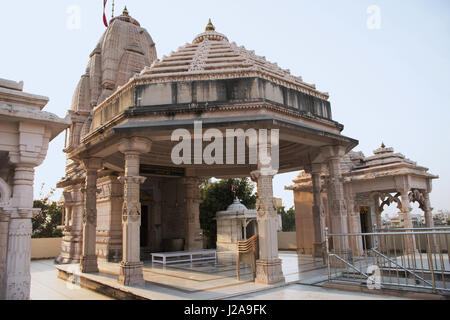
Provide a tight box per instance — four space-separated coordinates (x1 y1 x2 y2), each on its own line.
0 7 443 300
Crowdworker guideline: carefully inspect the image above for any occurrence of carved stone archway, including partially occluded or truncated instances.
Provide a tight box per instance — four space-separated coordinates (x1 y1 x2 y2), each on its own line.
378 192 402 212
408 189 426 211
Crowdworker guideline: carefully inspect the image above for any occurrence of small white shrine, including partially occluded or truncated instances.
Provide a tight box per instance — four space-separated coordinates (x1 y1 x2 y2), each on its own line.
216 199 258 263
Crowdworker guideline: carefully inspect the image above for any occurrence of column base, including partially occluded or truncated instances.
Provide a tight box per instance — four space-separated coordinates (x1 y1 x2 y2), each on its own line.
255 259 285 285
5 275 31 300
118 261 144 287
80 255 99 273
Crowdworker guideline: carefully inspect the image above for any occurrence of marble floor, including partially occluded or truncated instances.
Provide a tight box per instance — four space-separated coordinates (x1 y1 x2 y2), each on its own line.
228 283 408 300
31 259 112 300
31 252 409 300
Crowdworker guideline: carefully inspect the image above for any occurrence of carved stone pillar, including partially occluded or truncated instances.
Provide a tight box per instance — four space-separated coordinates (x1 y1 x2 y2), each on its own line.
117 137 151 286
0 210 9 299
400 191 417 254
4 164 37 300
183 177 203 251
324 146 349 255
80 158 102 273
346 189 363 257
4 212 33 300
423 192 434 228
372 194 386 252
310 164 326 257
250 167 285 285
373 194 383 229
58 185 84 264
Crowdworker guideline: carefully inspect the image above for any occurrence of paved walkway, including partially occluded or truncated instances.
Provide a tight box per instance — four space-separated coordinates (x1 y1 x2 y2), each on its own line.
31 260 112 300
30 255 408 300
228 283 406 300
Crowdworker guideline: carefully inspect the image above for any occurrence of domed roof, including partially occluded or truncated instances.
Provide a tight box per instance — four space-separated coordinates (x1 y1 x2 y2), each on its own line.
216 198 257 220
71 8 157 113
226 199 249 212
138 20 328 100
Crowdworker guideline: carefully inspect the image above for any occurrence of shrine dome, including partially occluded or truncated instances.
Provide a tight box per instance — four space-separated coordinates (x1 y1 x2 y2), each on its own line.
226 199 249 212
70 7 157 113
137 19 328 101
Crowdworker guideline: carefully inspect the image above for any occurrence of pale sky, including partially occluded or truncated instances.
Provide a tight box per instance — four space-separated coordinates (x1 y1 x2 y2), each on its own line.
1 0 449 215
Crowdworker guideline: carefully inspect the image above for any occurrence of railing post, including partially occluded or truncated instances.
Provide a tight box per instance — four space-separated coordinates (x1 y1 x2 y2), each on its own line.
425 233 436 292
325 227 331 282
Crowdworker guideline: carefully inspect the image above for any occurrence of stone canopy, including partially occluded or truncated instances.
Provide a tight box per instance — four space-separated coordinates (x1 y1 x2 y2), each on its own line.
58 15 359 287
287 144 439 256
64 19 358 178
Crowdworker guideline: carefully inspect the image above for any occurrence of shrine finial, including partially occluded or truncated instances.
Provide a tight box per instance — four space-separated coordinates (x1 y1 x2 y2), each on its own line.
205 18 216 31
231 183 236 200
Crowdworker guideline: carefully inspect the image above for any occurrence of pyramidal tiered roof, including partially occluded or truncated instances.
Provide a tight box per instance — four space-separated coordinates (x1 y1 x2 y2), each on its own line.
347 143 438 180
362 144 418 168
138 20 329 100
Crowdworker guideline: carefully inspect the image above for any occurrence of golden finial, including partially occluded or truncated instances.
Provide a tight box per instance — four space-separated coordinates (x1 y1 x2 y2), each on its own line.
205 18 215 31
122 6 129 16
381 142 386 148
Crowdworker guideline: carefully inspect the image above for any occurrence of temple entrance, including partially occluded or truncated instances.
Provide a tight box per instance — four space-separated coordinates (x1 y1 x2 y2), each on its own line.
359 206 371 249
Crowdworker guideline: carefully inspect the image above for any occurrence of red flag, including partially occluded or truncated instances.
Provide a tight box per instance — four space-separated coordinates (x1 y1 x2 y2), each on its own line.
103 0 108 27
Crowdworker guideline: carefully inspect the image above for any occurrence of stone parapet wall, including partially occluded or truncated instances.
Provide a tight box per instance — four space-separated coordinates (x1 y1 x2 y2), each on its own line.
31 238 63 260
278 232 297 250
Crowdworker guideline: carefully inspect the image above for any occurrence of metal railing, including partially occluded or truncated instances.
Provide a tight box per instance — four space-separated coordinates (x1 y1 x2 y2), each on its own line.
325 227 450 295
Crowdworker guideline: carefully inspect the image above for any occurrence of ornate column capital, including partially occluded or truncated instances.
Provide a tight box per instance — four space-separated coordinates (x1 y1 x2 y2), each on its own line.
81 158 103 171
321 145 347 160
250 169 277 181
117 176 147 185
118 137 152 155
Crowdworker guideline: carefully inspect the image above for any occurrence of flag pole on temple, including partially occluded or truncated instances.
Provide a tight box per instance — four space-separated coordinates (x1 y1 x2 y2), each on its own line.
103 0 115 27
103 0 108 27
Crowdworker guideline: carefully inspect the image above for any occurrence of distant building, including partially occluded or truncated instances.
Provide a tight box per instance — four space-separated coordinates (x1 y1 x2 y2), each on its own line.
433 211 449 226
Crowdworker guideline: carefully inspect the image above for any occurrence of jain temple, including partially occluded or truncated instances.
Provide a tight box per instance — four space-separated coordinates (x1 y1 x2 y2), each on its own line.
0 8 443 300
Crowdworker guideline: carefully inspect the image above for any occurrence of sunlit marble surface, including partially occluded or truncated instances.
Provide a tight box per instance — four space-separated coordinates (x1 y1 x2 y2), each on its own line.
30 260 112 300
34 252 410 300
228 284 408 300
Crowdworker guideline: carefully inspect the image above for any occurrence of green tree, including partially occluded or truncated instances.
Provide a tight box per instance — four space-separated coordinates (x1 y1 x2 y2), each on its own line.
279 206 296 232
32 185 63 239
200 178 256 248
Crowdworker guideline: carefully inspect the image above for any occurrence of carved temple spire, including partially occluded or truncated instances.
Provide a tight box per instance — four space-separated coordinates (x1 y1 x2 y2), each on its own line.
205 18 215 31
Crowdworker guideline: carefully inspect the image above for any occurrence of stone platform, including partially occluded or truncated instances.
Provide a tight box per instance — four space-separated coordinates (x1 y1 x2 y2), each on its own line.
56 252 330 300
